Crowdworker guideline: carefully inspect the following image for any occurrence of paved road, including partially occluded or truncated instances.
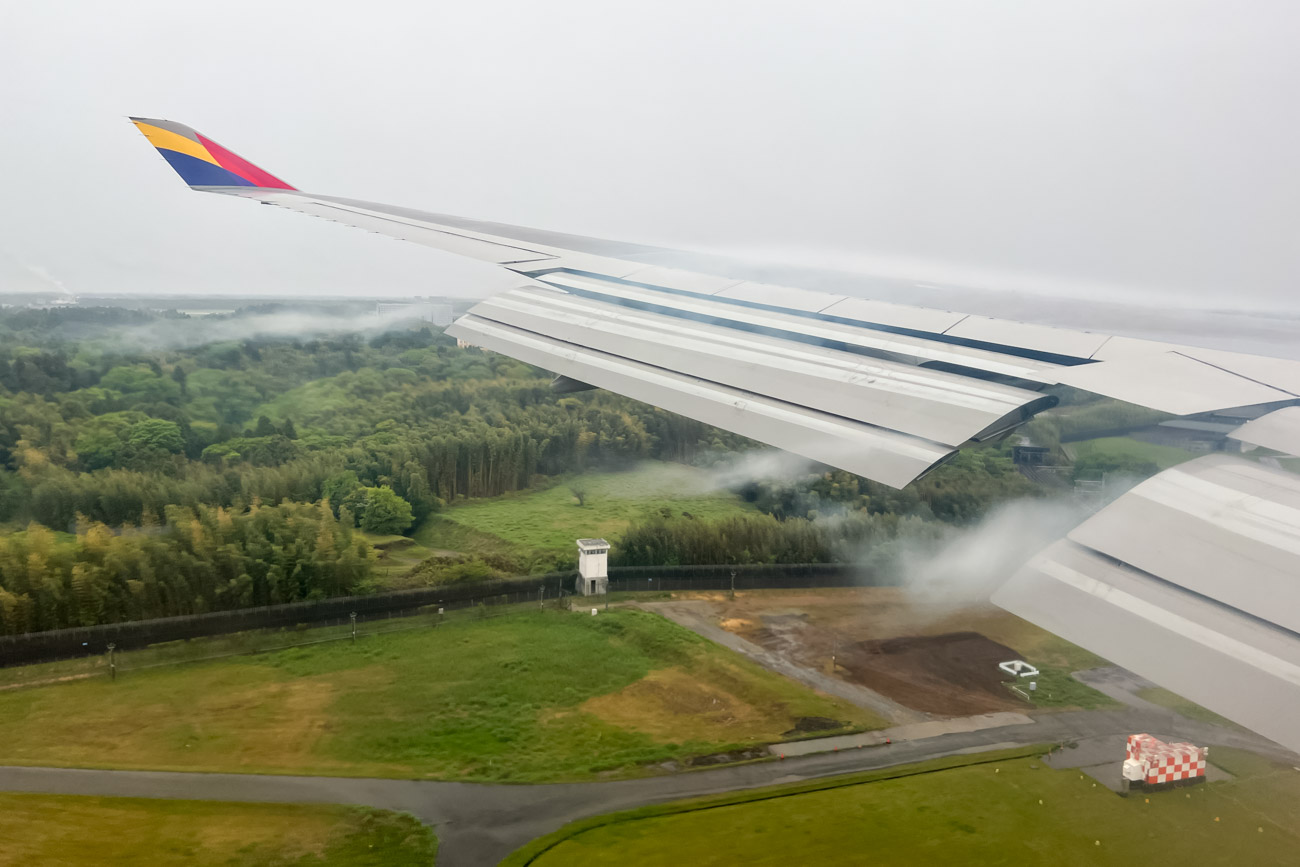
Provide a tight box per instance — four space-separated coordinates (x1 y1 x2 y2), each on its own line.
1 705 1290 866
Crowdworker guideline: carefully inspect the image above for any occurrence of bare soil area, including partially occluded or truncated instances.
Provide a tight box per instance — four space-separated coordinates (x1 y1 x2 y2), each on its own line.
683 588 1083 717
841 631 1022 715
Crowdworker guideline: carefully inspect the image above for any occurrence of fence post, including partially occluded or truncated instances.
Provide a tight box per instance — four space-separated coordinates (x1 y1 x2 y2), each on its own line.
350 611 357 643
107 642 116 682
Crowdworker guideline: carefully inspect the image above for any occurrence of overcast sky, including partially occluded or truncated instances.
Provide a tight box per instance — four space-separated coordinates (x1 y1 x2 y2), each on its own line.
2 1 1297 312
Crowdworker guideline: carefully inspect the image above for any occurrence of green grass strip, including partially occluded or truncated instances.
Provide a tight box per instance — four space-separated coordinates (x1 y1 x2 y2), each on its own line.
502 743 1053 866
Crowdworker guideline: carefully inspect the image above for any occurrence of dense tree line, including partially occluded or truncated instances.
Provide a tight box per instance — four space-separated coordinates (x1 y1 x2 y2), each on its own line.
614 511 945 571
0 308 750 532
0 305 1059 632
728 450 1038 526
0 306 755 631
0 501 369 635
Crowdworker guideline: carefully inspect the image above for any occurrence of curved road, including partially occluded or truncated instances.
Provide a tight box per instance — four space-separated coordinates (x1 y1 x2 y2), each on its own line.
0 704 1289 866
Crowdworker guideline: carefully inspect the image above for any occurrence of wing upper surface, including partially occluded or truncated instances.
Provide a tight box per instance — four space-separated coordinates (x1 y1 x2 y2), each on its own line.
183 180 1300 484
134 118 1300 754
994 454 1300 754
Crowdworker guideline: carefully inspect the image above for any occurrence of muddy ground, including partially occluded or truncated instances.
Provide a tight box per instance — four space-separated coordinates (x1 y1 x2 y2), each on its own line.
687 588 1057 717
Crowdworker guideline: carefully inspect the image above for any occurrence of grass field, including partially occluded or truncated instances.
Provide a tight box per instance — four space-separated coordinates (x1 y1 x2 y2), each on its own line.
361 532 442 579
521 748 1300 866
0 794 436 866
0 609 882 781
414 464 754 566
1068 436 1200 472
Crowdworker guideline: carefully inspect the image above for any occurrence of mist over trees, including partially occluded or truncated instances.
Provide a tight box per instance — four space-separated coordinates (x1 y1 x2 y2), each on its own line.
0 305 1051 634
0 309 751 534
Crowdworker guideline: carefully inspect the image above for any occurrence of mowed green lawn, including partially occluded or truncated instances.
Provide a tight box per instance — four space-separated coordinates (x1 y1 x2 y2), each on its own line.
1069 436 1200 471
0 795 435 866
0 610 882 781
529 751 1300 866
415 464 754 562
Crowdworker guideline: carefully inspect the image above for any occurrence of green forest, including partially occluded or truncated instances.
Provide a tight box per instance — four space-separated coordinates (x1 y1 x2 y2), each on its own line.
0 305 1049 635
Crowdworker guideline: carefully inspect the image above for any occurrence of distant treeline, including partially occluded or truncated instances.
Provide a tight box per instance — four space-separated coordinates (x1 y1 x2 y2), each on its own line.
0 308 751 532
0 305 1055 635
614 510 947 569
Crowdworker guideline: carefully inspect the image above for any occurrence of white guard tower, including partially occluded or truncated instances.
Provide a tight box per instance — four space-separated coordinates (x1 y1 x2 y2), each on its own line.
576 538 610 596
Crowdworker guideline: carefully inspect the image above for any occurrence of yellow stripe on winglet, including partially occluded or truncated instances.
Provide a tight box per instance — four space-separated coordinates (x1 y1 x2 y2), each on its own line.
132 121 219 166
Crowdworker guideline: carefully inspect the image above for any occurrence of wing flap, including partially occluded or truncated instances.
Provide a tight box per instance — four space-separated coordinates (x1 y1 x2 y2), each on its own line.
1067 455 1300 634
994 538 1300 755
535 271 1066 384
446 313 954 488
995 454 1300 753
470 286 1054 448
1229 406 1300 456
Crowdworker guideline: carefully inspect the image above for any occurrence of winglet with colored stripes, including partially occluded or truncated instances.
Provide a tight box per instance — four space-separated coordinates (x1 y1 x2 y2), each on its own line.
130 117 295 190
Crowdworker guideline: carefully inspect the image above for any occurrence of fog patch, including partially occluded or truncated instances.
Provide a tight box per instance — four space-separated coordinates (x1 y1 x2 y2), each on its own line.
896 496 1087 614
131 308 423 347
701 449 819 491
57 306 440 351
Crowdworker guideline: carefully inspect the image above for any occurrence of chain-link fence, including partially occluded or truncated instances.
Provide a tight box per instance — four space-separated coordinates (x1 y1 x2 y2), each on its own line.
0 563 886 669
0 591 571 691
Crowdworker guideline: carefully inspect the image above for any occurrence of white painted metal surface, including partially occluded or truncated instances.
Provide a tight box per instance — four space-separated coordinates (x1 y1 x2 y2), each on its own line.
820 296 969 334
470 286 1053 446
1228 406 1300 456
1053 352 1295 415
446 314 953 488
536 272 1064 383
1183 348 1300 396
210 185 1300 418
1068 455 1300 634
617 265 743 295
246 193 560 265
994 538 1300 755
943 316 1110 359
713 281 846 313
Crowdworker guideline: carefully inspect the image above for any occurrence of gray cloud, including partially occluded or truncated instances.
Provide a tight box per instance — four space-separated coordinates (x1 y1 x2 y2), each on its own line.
2 1 1298 315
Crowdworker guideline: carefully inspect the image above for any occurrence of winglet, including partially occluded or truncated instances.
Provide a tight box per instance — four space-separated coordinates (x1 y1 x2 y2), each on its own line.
130 117 296 190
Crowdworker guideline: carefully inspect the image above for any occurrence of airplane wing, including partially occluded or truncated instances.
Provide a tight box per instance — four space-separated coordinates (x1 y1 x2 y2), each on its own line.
130 117 1300 753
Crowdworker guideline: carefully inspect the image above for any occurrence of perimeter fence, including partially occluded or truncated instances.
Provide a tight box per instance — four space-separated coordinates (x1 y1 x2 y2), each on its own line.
0 562 885 671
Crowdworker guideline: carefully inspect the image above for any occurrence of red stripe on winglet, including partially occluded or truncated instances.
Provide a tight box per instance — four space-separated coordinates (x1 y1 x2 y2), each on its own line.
196 134 295 190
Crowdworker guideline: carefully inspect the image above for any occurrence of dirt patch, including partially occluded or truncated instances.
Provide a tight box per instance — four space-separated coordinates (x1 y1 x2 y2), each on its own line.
838 632 1023 716
699 589 1042 716
719 617 758 633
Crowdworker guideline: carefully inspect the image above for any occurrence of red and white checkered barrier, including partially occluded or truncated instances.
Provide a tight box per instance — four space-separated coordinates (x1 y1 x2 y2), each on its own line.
1123 733 1206 785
